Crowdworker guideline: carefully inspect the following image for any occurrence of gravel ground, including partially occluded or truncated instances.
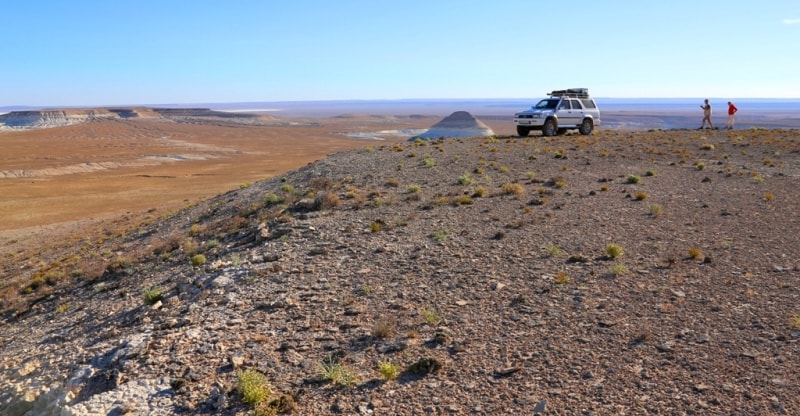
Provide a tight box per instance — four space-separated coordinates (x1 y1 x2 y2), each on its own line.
2 128 799 415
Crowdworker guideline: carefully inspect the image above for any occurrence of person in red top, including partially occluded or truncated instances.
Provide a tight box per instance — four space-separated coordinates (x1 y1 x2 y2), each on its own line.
726 101 738 129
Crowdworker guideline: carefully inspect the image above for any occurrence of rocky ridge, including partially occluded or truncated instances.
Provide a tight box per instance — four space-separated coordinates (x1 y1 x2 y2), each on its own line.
1 129 799 415
0 108 281 130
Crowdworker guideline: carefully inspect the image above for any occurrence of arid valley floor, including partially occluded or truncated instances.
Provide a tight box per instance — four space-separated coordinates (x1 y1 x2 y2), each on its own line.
1 107 799 415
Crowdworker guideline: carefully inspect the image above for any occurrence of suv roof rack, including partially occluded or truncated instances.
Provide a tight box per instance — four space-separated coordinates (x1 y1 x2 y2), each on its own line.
548 88 589 98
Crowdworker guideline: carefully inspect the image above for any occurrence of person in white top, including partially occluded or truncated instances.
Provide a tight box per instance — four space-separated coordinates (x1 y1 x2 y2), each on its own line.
700 99 713 129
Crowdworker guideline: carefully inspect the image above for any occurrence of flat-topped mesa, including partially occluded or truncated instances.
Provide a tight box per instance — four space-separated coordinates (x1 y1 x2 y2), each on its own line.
0 107 275 130
0 109 120 129
412 111 495 139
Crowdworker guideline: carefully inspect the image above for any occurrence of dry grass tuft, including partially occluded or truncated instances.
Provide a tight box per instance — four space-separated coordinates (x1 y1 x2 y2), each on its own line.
501 182 525 195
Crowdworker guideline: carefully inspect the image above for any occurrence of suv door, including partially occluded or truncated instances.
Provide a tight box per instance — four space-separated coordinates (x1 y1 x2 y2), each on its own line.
567 99 585 127
556 99 581 127
555 99 574 126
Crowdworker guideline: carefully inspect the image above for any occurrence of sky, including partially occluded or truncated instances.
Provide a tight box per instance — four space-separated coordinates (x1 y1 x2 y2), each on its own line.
1 0 799 107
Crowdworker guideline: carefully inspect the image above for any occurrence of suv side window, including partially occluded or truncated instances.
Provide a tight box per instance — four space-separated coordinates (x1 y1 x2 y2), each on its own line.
581 99 596 109
571 99 583 109
558 100 571 110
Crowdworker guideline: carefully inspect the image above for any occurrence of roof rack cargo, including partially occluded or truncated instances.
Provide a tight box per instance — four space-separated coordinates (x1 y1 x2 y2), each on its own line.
548 88 589 98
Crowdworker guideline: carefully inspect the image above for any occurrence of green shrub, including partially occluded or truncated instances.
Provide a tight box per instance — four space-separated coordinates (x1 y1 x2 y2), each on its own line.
458 173 473 185
610 263 628 276
264 193 284 206
237 369 271 406
605 243 624 259
422 307 441 325
545 245 561 257
318 357 358 387
190 254 207 267
143 286 163 305
378 361 399 381
790 314 800 329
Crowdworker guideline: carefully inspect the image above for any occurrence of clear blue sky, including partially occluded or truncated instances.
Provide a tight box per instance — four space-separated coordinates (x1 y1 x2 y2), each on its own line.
2 1 798 107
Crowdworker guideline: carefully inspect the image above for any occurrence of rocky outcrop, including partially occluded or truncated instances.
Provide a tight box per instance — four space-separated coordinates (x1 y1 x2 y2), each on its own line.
0 108 280 130
0 110 119 129
412 111 495 139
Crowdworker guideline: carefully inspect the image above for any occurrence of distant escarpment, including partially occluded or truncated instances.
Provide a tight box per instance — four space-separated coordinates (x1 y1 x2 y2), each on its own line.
0 107 281 130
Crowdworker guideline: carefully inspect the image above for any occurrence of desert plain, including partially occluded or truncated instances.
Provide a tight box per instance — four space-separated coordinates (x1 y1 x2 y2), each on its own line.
1 105 799 415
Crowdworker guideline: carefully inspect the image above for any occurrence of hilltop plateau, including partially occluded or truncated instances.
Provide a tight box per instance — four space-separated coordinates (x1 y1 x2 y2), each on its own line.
1 122 798 415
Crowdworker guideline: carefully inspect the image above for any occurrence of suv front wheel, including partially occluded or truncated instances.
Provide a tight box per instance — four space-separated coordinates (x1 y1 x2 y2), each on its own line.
516 126 531 137
579 118 593 135
542 119 557 137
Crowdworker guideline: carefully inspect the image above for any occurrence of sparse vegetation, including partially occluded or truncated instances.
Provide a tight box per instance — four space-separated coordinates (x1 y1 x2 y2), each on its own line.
5 114 800 415
237 368 271 406
610 263 628 276
501 182 525 195
605 243 624 259
371 317 396 339
431 229 447 241
545 245 562 257
626 175 641 184
143 286 163 305
314 191 340 210
318 357 358 387
688 247 703 260
191 254 207 267
378 361 400 381
422 307 441 325
648 203 664 217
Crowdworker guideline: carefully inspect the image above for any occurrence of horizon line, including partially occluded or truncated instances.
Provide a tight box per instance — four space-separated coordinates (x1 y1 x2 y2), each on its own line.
3 96 800 109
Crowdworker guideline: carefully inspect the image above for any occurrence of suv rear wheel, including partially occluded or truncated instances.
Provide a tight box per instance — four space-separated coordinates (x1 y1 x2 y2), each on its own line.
542 119 557 137
516 126 531 137
579 118 593 135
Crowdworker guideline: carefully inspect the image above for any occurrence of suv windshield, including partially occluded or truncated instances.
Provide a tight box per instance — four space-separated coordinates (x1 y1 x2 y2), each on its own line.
534 99 559 109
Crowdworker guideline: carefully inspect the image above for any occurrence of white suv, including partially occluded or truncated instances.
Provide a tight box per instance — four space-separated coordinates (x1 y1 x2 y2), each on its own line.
514 88 600 136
